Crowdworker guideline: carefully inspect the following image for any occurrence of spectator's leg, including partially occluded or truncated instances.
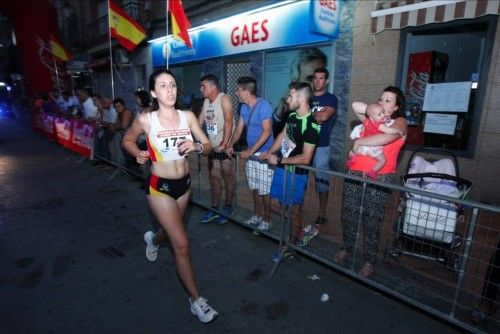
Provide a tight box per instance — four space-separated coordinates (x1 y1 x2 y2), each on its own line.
359 173 395 276
340 176 363 258
209 158 222 208
221 157 235 207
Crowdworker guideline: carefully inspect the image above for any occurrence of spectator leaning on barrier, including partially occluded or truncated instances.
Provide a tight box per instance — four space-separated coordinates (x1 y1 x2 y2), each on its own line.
41 92 57 114
134 90 151 154
52 90 64 112
100 96 118 128
310 67 338 226
226 76 274 232
198 74 235 225
58 91 78 116
113 98 134 131
260 82 319 247
134 89 152 115
113 98 135 165
78 88 99 121
92 96 117 159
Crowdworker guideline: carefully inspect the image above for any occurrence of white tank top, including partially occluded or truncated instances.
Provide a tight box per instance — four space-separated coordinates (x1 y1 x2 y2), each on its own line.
202 92 226 147
147 110 193 162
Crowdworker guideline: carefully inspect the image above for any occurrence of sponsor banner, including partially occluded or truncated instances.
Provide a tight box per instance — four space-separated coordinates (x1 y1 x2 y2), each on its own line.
54 116 73 148
70 119 95 159
32 111 95 159
152 1 338 66
309 0 342 37
42 113 56 141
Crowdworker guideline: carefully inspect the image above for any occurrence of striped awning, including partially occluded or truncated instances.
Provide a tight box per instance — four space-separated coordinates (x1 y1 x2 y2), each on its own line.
371 0 500 34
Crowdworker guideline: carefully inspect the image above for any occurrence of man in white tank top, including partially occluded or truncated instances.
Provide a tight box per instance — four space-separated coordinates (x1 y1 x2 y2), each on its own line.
198 74 235 224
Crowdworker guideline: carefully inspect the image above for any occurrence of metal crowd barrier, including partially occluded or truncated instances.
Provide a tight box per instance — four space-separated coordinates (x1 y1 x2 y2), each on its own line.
187 153 499 334
93 126 148 180
90 130 499 333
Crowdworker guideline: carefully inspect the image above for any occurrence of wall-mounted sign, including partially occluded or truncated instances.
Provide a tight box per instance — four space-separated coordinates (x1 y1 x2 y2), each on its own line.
309 0 342 37
423 81 472 112
423 113 457 135
152 1 339 66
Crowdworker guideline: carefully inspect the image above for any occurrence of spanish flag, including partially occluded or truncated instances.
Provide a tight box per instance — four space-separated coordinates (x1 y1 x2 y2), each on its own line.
108 0 146 51
169 0 192 48
49 34 73 62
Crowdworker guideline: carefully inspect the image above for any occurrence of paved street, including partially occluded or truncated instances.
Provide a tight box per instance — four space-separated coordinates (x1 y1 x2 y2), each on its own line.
0 114 461 333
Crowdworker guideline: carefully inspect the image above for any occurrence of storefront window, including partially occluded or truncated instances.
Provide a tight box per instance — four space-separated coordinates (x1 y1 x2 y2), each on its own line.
398 17 496 156
264 45 333 111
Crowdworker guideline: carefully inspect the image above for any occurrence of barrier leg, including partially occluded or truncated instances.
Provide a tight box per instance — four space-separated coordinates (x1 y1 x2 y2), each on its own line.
107 131 123 181
268 167 296 278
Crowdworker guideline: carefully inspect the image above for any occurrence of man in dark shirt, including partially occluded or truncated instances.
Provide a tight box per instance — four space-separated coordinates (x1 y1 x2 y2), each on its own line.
310 68 338 226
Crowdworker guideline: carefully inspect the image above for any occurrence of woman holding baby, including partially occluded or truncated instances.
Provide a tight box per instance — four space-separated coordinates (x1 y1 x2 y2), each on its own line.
334 86 407 278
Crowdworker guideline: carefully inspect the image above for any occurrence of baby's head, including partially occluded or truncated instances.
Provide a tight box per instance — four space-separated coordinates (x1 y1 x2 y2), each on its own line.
365 103 385 123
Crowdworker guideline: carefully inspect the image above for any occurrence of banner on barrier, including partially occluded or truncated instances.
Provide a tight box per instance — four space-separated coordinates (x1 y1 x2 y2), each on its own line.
54 116 73 148
71 118 95 159
33 111 95 159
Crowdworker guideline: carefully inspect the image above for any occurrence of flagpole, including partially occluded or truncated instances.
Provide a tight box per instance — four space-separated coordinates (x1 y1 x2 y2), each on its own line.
52 56 62 97
108 0 116 100
165 0 169 69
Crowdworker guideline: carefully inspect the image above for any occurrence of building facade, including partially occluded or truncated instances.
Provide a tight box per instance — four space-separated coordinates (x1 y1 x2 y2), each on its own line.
350 0 500 203
3 0 498 203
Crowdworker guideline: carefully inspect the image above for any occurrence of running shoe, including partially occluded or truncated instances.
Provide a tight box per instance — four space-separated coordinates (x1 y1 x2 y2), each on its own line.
144 231 159 262
190 297 218 323
200 210 219 223
216 206 234 225
245 215 261 227
296 225 319 247
257 220 271 231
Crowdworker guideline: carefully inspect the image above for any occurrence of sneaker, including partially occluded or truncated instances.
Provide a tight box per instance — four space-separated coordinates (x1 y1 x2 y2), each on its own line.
257 220 271 231
216 206 234 225
144 231 159 262
245 215 261 227
190 297 218 323
296 225 319 247
200 210 219 223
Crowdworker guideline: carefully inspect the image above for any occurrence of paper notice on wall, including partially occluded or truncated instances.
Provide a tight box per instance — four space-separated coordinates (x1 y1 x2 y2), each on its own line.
423 113 457 135
423 82 472 112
